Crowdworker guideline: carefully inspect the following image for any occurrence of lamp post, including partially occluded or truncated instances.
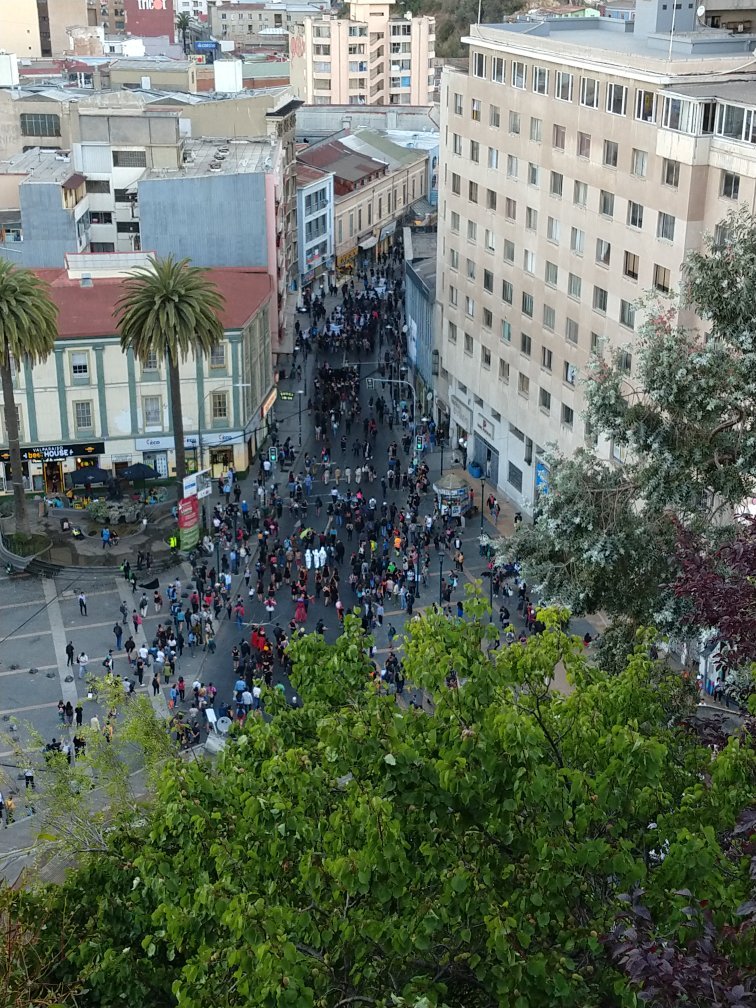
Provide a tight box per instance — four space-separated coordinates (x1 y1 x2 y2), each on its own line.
480 478 485 533
296 389 305 448
440 440 444 477
438 552 444 606
489 567 494 623
415 554 421 599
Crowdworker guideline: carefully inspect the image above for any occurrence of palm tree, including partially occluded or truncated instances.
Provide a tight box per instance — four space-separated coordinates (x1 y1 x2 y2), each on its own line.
176 12 192 54
115 255 224 493
0 261 58 534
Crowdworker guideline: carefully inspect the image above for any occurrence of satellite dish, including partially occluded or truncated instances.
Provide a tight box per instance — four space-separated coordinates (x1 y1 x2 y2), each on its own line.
696 4 706 16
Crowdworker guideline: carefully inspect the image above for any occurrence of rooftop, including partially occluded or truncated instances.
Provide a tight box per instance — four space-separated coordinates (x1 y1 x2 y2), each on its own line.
34 265 272 340
340 129 429 169
146 137 279 179
297 138 386 183
0 150 79 185
6 83 295 107
295 162 331 186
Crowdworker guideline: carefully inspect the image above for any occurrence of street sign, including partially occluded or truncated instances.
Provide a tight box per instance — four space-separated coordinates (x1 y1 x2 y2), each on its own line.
366 378 375 390
268 446 278 463
195 40 217 50
278 390 295 401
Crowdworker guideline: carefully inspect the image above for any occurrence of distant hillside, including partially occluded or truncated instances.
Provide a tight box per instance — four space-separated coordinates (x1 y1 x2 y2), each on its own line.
406 0 524 56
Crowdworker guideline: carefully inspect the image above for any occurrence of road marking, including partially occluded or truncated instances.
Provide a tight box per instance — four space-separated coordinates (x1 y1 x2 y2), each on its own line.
42 580 79 708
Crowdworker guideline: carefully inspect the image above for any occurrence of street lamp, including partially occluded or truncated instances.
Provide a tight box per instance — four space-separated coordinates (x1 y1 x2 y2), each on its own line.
296 389 305 448
415 554 421 599
480 478 485 534
438 552 444 606
489 567 494 623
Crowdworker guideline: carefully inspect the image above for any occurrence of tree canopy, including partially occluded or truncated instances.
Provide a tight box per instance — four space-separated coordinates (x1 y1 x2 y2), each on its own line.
3 601 754 1007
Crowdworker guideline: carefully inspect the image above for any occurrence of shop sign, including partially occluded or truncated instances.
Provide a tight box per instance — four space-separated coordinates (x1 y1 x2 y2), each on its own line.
260 388 277 419
203 430 242 448
134 435 199 451
477 414 494 437
0 441 105 463
177 495 200 549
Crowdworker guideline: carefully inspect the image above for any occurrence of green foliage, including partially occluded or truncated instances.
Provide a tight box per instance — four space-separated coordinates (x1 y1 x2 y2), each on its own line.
3 610 753 1008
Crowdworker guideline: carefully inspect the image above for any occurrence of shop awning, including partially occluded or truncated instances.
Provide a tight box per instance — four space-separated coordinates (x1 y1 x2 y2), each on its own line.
379 220 397 241
359 235 379 250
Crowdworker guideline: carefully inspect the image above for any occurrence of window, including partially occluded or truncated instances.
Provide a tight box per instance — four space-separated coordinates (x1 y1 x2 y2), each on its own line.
70 351 89 385
577 131 591 158
448 285 458 306
550 171 563 197
653 263 671 293
507 154 519 178
568 273 582 300
483 268 494 293
606 82 628 116
512 61 526 88
471 99 481 122
618 350 633 373
143 395 162 428
488 146 499 169
509 110 521 134
508 461 523 491
619 299 636 329
470 140 480 163
527 163 539 186
449 248 459 269
564 361 577 385
521 332 532 356
547 217 560 244
591 332 601 353
721 171 741 199
565 318 579 344
448 321 457 344
545 261 558 287
635 89 656 122
481 345 492 368
627 201 644 229
662 158 680 187
539 387 552 412
74 401 93 432
663 95 698 133
452 133 462 155
555 71 573 101
631 148 648 178
465 296 475 318
473 51 487 77
483 309 493 330
603 139 618 168
522 292 534 317
624 250 640 280
466 257 476 279
502 280 513 304
464 333 474 355
501 320 512 343
533 66 548 93
530 117 542 142
596 239 611 266
451 172 461 195
570 227 585 254
490 104 501 127
657 212 676 241
499 358 510 382
599 190 614 217
89 211 112 225
503 239 515 263
523 250 535 275
467 220 477 242
487 189 497 210
552 124 566 150
142 350 159 372
561 404 574 427
19 112 60 137
580 77 599 108
468 180 478 203
485 229 496 252
491 56 505 83
210 345 226 369
541 346 553 370
86 179 110 194
450 211 460 233
543 304 556 331
112 149 147 168
505 197 517 221
573 180 588 207
211 391 229 425
593 286 608 313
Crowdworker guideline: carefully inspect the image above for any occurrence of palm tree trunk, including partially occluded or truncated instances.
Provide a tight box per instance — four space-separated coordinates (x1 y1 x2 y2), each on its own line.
167 353 186 495
0 357 29 534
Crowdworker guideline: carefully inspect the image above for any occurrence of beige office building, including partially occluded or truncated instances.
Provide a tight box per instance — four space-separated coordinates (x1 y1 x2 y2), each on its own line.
289 0 435 106
0 0 90 57
436 3 756 513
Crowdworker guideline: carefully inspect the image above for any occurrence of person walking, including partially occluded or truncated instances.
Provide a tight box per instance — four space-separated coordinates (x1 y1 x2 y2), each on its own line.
77 651 89 680
75 700 83 727
151 673 160 697
78 592 87 616
65 641 74 667
64 700 74 727
113 621 123 650
139 593 149 618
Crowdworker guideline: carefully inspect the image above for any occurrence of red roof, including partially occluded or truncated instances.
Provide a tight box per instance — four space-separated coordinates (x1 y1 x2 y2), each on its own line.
33 266 272 340
295 163 330 187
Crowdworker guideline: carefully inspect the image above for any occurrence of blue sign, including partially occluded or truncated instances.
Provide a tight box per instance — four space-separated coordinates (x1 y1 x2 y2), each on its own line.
195 40 217 50
535 461 549 495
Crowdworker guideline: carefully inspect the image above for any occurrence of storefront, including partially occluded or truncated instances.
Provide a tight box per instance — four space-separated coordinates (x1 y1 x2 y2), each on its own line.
135 435 200 480
450 394 472 468
473 415 500 486
202 431 244 477
0 441 105 494
377 220 397 255
336 248 358 275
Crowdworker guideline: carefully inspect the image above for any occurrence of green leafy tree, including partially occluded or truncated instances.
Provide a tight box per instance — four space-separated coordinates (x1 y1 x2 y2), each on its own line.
0 261 58 533
175 12 192 54
515 210 756 634
116 256 224 489
3 603 753 1008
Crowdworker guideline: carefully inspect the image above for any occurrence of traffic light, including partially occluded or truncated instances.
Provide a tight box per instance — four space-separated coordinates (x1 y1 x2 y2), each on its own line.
416 436 423 453
268 446 278 463
366 378 375 390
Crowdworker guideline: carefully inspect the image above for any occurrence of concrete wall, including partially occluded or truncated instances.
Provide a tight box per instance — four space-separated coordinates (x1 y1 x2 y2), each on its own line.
0 0 41 57
48 0 90 56
138 171 270 267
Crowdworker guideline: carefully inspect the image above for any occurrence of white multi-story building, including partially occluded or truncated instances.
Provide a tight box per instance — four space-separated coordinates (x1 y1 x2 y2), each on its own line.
295 162 334 288
289 0 435 106
436 2 756 513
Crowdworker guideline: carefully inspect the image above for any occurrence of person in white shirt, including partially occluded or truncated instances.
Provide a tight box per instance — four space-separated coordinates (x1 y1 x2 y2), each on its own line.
251 684 262 710
77 651 89 679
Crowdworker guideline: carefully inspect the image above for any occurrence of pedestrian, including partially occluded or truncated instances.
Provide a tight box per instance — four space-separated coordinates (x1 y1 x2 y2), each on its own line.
24 768 35 790
139 593 149 618
113 621 123 650
78 592 87 616
65 700 74 726
387 623 397 644
65 641 74 667
75 700 83 727
77 651 89 680
151 673 160 697
125 635 136 665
